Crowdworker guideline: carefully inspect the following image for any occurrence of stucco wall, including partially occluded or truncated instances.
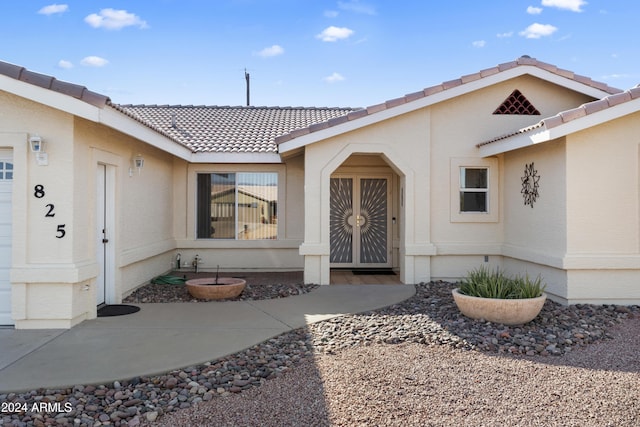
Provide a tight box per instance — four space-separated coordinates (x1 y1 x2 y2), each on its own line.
503 139 567 262
0 88 181 327
75 118 177 297
566 114 640 254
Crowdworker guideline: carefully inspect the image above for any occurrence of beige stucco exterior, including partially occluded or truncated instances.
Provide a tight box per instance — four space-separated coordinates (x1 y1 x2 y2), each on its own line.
2 60 640 329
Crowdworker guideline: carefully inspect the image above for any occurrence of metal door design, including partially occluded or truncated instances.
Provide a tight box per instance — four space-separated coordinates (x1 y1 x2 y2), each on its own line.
330 176 389 267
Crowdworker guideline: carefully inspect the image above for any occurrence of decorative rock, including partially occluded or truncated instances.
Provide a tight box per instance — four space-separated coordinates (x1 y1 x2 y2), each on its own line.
3 281 638 427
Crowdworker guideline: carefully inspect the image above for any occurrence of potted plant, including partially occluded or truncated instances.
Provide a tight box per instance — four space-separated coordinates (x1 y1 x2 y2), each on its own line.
185 265 246 300
452 266 547 325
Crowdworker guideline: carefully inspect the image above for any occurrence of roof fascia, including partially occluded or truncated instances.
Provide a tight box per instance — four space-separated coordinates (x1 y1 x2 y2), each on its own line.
1 75 193 161
479 97 640 157
279 66 612 153
0 74 100 121
98 107 192 160
188 152 283 164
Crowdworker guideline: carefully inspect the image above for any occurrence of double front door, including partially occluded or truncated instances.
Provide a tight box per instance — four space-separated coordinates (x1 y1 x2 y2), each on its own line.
330 175 391 268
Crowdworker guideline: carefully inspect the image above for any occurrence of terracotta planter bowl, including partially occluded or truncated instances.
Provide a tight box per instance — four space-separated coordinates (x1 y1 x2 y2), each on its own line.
185 278 246 300
452 288 546 325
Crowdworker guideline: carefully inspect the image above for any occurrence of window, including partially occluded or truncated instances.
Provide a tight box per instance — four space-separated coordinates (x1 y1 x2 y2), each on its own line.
197 172 278 239
0 161 13 180
459 168 488 212
450 157 499 223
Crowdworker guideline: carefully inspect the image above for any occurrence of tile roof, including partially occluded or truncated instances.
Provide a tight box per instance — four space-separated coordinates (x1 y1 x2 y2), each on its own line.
477 85 640 148
274 56 622 145
112 104 358 153
0 60 110 107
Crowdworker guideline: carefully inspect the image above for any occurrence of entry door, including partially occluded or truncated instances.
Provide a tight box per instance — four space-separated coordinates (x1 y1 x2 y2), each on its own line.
96 164 115 306
0 150 13 325
330 175 391 267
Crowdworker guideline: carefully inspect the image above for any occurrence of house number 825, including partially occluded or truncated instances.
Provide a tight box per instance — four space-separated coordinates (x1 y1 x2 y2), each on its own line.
34 185 66 238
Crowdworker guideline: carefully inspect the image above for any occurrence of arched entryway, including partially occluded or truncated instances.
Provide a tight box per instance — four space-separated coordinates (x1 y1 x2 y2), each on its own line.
329 155 400 284
300 141 434 286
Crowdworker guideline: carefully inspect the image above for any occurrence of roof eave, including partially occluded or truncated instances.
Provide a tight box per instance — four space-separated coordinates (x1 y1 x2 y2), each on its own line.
0 74 194 160
0 74 102 122
188 151 283 164
99 107 193 160
479 97 640 157
279 65 617 153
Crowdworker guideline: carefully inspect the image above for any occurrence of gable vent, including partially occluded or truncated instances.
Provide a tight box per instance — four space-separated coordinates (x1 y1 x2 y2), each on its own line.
493 89 540 115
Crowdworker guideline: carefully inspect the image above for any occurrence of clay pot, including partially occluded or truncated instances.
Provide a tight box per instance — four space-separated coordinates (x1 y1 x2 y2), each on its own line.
185 278 246 300
452 288 546 325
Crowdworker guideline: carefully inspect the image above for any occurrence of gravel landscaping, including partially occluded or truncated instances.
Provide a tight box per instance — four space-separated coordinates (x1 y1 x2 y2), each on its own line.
2 281 639 426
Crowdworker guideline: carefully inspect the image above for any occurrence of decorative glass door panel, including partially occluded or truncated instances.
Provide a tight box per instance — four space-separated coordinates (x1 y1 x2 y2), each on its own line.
330 175 390 267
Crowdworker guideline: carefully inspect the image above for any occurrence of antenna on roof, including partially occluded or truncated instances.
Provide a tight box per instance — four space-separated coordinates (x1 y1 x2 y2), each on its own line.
245 68 250 107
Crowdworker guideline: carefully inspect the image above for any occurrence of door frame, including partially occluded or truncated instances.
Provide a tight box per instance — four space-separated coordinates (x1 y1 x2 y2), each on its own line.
96 162 116 306
330 173 392 268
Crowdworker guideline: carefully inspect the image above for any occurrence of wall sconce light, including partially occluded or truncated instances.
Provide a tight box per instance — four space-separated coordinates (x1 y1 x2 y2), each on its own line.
129 154 144 176
29 134 49 166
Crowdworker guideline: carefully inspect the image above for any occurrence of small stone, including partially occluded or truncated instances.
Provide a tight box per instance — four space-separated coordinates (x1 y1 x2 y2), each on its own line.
165 377 178 389
145 411 159 422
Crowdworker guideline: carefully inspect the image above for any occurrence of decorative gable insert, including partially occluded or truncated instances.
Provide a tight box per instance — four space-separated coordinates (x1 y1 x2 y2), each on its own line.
493 90 540 115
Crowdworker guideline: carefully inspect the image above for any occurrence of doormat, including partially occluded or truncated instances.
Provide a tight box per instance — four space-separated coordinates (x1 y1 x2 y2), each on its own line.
97 304 141 317
352 270 396 275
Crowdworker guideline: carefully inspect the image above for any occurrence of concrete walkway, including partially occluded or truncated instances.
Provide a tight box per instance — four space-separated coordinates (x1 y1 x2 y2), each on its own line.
0 284 415 393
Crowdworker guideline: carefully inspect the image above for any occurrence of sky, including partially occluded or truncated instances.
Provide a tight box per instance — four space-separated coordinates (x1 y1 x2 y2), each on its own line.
1 0 639 108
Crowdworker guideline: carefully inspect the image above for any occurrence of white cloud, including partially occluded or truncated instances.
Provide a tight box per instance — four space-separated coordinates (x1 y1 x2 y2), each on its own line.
527 6 543 14
57 60 73 69
323 72 345 83
255 45 284 58
338 0 376 15
80 56 109 67
472 40 486 48
541 0 587 12
519 23 558 39
84 9 148 30
38 4 68 15
497 31 514 38
316 26 354 42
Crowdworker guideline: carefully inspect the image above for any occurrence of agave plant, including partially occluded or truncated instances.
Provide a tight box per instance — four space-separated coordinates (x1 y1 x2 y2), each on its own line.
459 266 546 299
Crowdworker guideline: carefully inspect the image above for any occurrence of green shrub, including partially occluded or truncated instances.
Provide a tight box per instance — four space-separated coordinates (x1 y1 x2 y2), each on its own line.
458 266 546 299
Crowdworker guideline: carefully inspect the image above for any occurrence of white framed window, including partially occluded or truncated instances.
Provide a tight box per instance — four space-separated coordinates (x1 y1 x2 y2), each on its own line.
450 157 499 223
460 167 488 212
197 172 278 239
0 161 13 181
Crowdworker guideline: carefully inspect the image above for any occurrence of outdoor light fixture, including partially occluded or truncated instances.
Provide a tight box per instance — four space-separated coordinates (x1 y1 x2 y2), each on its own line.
29 135 43 152
129 154 145 176
29 134 48 166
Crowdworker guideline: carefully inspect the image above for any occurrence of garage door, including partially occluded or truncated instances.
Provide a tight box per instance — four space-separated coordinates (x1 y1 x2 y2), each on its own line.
0 149 13 325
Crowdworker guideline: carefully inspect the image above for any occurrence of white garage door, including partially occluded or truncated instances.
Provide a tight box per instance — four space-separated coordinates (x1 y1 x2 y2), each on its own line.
0 149 13 325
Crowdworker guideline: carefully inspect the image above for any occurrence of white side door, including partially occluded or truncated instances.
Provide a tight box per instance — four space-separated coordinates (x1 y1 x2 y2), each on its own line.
96 163 116 306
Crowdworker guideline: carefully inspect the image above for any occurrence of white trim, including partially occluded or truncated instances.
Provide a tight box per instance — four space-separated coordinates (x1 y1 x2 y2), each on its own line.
189 152 283 164
279 66 614 154
11 261 98 283
480 96 640 157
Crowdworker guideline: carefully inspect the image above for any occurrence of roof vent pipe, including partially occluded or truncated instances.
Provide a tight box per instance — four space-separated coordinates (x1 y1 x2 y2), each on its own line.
171 113 177 128
245 68 250 107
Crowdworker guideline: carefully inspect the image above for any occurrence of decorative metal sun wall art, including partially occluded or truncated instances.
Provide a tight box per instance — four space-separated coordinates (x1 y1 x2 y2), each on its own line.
521 162 540 207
